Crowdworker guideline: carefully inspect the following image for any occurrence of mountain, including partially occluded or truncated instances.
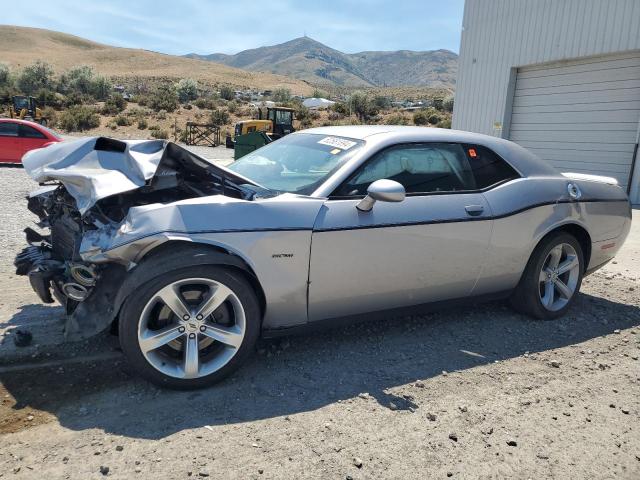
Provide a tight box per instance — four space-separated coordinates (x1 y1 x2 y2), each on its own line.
0 26 313 94
186 37 457 89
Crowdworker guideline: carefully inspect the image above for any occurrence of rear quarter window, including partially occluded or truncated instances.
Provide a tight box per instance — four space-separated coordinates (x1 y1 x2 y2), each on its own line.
0 122 19 137
19 125 47 139
465 145 519 189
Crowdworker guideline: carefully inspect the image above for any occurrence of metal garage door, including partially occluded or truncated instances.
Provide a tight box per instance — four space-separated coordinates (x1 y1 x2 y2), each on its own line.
508 52 640 203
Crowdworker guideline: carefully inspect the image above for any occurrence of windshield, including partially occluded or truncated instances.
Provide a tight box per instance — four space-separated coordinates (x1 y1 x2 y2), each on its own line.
227 133 364 194
14 97 29 110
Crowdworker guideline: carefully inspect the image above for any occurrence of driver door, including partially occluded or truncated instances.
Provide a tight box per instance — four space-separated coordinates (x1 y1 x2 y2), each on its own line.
307 142 493 322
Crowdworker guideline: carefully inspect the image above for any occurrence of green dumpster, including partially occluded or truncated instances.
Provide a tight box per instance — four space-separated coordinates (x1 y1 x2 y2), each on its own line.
234 131 272 160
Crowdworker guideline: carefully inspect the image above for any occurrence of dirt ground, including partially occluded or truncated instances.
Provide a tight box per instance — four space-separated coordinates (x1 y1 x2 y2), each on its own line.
0 158 638 479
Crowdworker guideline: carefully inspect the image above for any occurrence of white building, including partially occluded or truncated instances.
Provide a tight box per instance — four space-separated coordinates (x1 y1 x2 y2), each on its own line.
452 0 640 204
302 98 336 110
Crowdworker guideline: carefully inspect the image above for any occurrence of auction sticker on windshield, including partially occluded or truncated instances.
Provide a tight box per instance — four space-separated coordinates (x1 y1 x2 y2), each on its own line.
317 136 357 150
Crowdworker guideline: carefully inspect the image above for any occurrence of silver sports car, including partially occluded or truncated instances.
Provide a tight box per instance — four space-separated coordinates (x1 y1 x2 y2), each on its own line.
15 126 631 388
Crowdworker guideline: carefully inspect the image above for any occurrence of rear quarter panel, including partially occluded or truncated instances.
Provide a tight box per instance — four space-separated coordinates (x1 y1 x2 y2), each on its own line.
474 177 631 295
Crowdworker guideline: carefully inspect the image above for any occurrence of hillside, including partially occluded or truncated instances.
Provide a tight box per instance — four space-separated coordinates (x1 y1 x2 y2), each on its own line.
186 37 457 89
0 25 313 94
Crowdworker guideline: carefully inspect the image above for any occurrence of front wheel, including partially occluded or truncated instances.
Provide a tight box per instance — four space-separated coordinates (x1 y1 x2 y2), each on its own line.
119 265 260 389
510 232 584 319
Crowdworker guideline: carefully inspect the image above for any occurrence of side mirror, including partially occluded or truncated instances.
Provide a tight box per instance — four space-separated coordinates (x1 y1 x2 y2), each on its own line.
356 179 406 212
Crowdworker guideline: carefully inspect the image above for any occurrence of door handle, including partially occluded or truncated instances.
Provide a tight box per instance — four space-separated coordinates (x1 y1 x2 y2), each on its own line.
465 205 484 216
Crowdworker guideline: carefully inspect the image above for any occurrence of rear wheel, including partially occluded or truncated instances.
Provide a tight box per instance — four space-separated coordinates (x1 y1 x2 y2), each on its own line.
119 265 260 389
510 232 584 319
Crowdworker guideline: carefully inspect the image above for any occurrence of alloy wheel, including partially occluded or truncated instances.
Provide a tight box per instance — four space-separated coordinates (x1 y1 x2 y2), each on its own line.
137 278 246 379
538 243 580 311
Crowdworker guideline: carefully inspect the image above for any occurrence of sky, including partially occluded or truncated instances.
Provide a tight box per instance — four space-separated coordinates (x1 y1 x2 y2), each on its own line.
3 0 465 55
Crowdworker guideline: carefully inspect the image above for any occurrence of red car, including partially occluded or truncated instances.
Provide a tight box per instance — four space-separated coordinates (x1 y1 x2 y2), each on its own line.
0 119 62 164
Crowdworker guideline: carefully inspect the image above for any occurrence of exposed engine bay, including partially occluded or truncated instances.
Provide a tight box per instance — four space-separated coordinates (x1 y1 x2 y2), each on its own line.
14 137 260 339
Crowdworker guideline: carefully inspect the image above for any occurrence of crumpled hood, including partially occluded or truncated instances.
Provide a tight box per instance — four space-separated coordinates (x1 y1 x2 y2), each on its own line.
22 137 167 214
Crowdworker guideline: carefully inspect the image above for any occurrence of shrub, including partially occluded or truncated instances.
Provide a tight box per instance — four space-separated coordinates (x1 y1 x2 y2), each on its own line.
226 100 238 114
194 97 216 110
432 96 445 111
150 127 168 139
149 84 178 112
107 119 117 130
127 106 148 119
134 94 149 107
209 108 230 126
102 94 127 115
64 92 84 107
17 61 54 95
413 110 429 125
155 109 167 120
428 112 442 124
437 118 452 129
384 113 409 125
137 118 148 129
176 78 198 103
115 114 131 126
295 105 310 123
91 75 112 101
328 110 343 121
219 85 234 101
59 105 100 131
34 88 63 108
41 106 57 128
331 102 349 116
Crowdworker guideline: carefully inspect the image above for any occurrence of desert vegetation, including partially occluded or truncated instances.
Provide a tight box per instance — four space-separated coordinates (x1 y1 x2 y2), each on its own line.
1 60 454 138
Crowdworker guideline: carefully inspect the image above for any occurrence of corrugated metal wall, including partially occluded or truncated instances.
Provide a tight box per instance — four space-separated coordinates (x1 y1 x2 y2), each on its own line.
452 0 640 135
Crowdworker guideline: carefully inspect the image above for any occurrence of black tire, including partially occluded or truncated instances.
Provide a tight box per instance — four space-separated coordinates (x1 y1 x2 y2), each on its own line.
510 232 584 320
119 264 260 389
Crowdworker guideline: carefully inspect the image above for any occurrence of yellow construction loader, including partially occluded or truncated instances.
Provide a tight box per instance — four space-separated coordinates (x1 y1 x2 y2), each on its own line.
9 96 47 125
226 107 295 159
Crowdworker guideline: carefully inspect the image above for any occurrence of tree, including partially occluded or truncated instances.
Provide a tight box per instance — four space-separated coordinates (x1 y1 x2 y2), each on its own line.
349 91 379 122
312 88 328 98
176 78 198 103
273 88 291 103
373 95 391 109
17 61 54 95
64 65 94 95
219 85 235 101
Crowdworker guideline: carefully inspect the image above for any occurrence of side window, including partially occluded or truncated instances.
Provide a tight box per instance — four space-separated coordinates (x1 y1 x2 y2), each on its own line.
334 143 476 196
0 122 19 137
465 145 519 188
19 125 46 139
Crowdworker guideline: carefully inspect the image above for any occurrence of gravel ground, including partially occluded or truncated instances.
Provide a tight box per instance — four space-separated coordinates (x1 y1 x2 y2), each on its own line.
0 160 639 479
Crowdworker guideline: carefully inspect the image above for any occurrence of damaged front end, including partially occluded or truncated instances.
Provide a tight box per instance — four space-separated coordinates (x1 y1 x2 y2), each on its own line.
15 137 259 340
